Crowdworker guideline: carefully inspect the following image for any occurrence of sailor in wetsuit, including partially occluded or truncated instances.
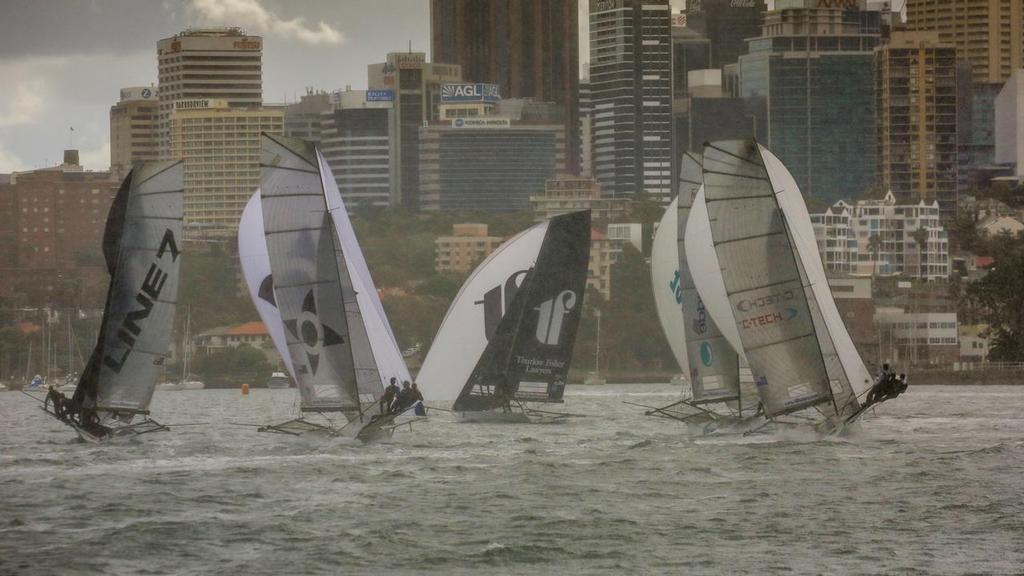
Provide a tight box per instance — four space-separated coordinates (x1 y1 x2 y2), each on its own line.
409 382 426 416
380 377 400 414
866 364 894 406
392 381 413 413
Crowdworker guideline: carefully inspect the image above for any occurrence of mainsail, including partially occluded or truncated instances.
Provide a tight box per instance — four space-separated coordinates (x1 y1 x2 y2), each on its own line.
260 134 369 413
702 140 861 418
72 161 184 419
418 211 590 412
675 152 741 405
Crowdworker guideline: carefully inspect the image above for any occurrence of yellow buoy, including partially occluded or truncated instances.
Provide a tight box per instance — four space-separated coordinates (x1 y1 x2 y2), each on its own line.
241 383 250 395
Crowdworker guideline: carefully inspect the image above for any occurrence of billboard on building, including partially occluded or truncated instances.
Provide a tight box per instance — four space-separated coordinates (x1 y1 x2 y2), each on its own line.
451 117 511 129
366 90 394 102
441 83 501 103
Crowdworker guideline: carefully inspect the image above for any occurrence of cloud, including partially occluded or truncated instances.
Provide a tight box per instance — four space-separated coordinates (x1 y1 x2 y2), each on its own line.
0 57 66 127
189 0 343 45
0 143 29 173
78 141 111 172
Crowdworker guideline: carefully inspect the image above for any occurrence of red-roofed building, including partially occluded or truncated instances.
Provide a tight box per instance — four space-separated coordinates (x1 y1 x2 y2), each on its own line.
194 321 276 362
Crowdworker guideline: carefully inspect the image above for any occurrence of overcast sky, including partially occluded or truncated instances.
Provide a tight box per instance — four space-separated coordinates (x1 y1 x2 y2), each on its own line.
0 0 437 172
0 0 732 173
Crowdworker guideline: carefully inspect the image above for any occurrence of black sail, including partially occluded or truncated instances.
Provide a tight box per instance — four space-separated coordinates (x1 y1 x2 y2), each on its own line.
72 161 184 416
453 211 591 411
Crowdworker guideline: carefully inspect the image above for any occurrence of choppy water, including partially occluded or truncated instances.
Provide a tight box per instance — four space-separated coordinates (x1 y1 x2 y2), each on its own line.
1 385 1023 575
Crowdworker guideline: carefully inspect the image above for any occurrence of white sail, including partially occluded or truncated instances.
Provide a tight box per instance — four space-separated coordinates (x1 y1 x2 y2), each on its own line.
763 148 873 401
260 135 356 411
650 195 690 380
685 186 744 358
702 140 836 417
318 150 411 388
675 153 742 405
238 192 297 381
417 223 549 402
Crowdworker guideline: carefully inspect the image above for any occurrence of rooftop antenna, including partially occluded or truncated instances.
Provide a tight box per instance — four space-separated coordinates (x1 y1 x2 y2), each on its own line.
68 126 75 149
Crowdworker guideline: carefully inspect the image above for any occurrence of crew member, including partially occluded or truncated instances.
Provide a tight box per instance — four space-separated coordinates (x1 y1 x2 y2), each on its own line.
380 377 400 414
410 382 426 416
393 381 413 413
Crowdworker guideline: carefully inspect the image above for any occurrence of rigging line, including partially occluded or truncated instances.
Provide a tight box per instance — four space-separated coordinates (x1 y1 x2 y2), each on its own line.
704 193 777 203
264 225 323 235
704 142 767 170
741 331 818 354
702 169 769 182
262 192 323 199
130 161 182 187
712 229 786 247
724 276 803 297
20 390 45 404
258 163 319 175
262 133 319 169
133 189 184 197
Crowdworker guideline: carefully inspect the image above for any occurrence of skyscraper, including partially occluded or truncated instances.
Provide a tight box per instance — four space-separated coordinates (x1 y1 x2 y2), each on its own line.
589 0 673 200
156 28 263 158
109 86 159 179
740 0 881 204
430 0 579 173
876 32 959 223
319 89 394 210
683 0 767 69
367 52 462 211
905 0 1023 85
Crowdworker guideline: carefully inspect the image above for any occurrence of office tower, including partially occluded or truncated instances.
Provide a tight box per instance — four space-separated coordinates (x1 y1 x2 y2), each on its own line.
109 86 159 179
156 28 263 157
284 91 332 143
167 98 283 238
672 22 712 99
995 70 1024 178
876 32 959 223
319 89 394 209
740 0 881 204
683 0 767 69
905 0 1023 85
430 0 579 172
589 0 673 200
368 52 462 211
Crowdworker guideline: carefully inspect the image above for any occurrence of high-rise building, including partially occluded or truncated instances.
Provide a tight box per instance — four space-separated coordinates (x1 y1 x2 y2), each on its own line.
430 0 579 172
683 0 767 69
876 32 959 223
674 70 765 154
671 23 712 99
529 175 630 223
739 0 881 204
0 150 119 301
109 86 159 179
589 0 673 200
995 70 1024 178
168 99 283 238
284 91 332 143
905 0 1024 85
419 117 566 212
156 28 263 157
367 53 462 211
319 89 394 210
578 75 593 177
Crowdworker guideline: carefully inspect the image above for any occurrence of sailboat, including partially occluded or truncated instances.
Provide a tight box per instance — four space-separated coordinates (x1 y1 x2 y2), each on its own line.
242 133 411 441
42 161 184 442
644 153 761 430
417 211 591 422
698 140 876 433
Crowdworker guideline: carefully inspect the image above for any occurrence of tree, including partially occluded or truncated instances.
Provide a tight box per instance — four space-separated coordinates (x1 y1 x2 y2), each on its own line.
867 232 882 277
911 227 929 279
966 238 1024 361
